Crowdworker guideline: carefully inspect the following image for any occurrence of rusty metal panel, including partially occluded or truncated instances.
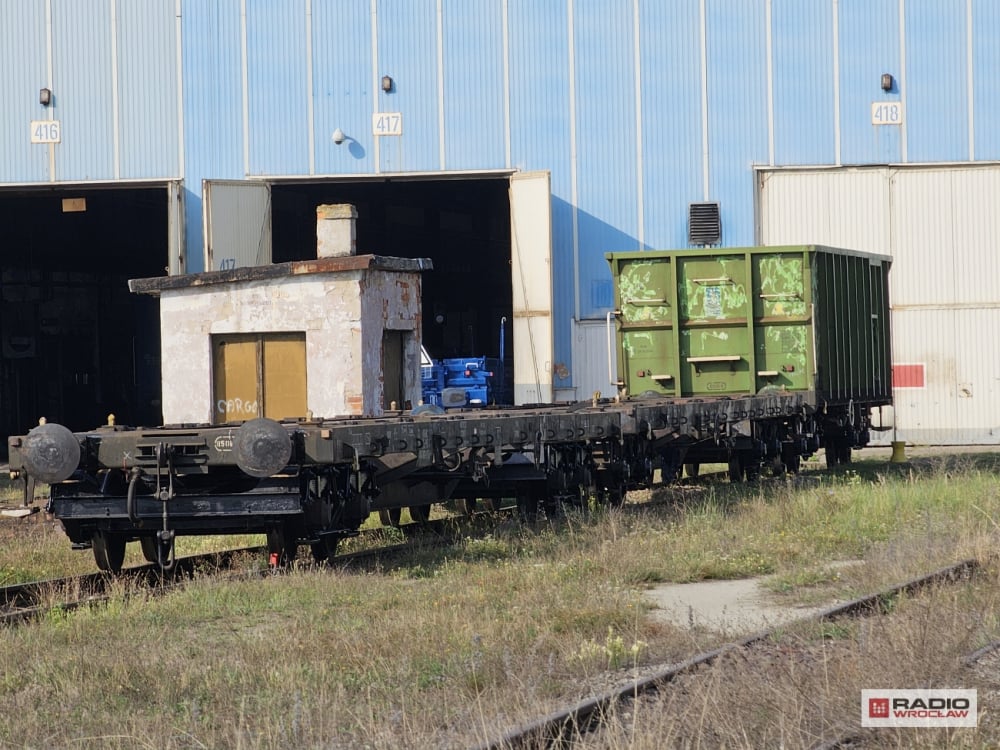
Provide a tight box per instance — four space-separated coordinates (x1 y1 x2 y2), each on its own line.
214 333 307 424
262 334 307 420
213 336 259 424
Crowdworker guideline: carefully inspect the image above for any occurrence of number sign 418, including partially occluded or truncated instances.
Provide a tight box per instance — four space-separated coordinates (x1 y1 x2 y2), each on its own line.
871 102 903 126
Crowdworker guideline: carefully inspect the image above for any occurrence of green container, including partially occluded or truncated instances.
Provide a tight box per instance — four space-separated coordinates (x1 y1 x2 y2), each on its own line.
606 245 892 404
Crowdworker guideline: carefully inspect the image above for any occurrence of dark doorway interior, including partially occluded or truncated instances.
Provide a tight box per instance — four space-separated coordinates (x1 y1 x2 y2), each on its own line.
0 186 166 444
270 178 513 362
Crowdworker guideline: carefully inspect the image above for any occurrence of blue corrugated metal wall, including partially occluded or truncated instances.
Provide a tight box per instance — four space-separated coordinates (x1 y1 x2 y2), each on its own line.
51 0 115 182
573 0 639 317
246 0 311 176
905 1 968 162
772 1 835 166
638 1 702 251
0 1 48 182
972 1 1000 160
117 1 181 178
4 0 1000 392
313 0 376 174
706 0 769 248
838 0 902 164
441 0 506 170
0 0 180 183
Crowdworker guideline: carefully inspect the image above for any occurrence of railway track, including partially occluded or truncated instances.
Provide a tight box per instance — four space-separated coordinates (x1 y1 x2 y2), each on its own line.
474 558 980 750
0 512 495 627
0 546 264 626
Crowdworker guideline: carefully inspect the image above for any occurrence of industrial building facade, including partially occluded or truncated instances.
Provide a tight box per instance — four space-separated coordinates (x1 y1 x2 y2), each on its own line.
1 0 998 444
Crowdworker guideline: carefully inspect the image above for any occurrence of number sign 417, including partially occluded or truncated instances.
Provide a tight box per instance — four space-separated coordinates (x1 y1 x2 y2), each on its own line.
372 112 402 136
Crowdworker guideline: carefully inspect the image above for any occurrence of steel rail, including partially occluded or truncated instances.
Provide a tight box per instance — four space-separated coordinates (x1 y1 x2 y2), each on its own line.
0 511 500 627
475 558 979 750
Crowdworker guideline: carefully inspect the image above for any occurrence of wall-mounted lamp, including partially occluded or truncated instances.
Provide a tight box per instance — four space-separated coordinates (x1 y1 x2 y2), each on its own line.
332 128 346 145
381 75 393 93
39 88 52 106
880 73 894 92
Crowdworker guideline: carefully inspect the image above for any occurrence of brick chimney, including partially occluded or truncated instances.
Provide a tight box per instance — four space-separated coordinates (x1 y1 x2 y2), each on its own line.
316 203 358 258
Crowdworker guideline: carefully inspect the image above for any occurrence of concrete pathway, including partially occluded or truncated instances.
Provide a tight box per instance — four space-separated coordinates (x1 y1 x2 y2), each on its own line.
642 571 855 636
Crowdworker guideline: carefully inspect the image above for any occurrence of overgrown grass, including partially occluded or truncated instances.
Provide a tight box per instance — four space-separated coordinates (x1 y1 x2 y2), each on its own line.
2 450 1000 747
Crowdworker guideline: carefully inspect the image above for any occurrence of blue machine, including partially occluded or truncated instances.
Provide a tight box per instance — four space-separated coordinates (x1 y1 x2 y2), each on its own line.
420 318 508 409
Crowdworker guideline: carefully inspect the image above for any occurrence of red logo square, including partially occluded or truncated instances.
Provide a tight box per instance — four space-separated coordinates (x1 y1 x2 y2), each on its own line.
869 698 890 718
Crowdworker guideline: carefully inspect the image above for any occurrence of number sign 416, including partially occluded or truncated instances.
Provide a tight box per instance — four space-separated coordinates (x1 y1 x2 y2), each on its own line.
30 120 61 143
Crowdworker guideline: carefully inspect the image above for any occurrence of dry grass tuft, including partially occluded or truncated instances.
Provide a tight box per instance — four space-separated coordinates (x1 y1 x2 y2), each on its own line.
1 450 1000 747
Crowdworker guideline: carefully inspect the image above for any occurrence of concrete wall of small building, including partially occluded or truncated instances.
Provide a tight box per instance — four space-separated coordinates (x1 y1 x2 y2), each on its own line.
359 272 422 415
157 268 422 425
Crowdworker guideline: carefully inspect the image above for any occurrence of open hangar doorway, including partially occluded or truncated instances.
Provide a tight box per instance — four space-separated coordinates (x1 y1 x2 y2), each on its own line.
270 176 516 395
0 184 173 448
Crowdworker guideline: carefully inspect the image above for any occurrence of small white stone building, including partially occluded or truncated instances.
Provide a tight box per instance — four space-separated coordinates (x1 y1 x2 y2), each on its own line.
129 205 431 425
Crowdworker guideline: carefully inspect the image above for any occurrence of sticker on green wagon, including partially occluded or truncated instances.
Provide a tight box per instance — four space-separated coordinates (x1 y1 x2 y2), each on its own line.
704 286 722 318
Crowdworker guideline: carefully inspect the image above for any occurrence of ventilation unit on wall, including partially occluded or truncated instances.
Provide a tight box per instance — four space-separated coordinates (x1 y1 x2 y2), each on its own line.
688 202 721 246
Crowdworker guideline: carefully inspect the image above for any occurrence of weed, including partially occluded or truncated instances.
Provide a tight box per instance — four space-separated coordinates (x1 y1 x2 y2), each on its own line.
576 626 648 671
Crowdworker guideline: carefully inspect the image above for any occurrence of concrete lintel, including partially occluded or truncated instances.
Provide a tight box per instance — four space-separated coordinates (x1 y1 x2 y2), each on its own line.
129 254 433 295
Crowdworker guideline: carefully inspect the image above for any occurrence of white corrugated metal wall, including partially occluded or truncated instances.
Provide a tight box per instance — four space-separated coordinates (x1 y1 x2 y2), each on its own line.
759 165 1000 444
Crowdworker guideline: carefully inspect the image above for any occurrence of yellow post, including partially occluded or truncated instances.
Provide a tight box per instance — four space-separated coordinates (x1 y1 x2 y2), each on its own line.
889 440 907 463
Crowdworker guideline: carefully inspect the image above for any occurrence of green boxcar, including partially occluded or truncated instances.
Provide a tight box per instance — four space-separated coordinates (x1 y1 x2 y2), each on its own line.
606 245 892 406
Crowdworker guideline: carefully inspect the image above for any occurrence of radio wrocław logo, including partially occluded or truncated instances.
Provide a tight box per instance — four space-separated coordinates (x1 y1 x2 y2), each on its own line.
861 689 977 728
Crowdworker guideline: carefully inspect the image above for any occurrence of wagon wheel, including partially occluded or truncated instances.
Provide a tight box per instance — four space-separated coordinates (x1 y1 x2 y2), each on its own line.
140 534 175 567
837 441 852 465
599 483 626 508
683 463 700 478
481 498 500 513
378 507 403 527
515 488 539 522
727 455 743 483
92 530 127 573
782 454 801 474
266 525 298 567
824 438 851 468
456 498 477 516
310 535 340 564
408 504 432 524
542 493 565 519
823 439 838 468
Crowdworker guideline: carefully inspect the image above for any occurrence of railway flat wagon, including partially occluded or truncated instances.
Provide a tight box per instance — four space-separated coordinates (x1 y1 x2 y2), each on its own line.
5 245 891 572
607 245 892 471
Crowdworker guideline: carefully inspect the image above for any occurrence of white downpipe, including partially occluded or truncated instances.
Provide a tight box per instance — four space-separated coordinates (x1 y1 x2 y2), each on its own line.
606 311 617 387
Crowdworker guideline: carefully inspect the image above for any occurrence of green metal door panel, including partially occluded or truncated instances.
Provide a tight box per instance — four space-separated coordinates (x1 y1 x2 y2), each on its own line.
680 327 752 394
751 252 812 392
622 330 678 395
677 256 749 321
677 256 751 394
752 253 808 318
753 324 810 391
617 258 674 324
612 256 679 396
